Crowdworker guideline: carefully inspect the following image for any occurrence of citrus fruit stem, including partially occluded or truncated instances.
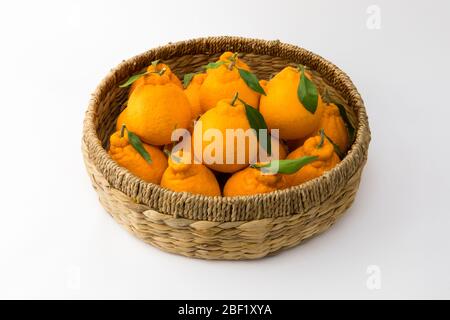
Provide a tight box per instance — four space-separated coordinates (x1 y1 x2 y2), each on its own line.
230 92 239 106
228 53 238 70
158 67 167 76
120 124 127 138
317 129 325 148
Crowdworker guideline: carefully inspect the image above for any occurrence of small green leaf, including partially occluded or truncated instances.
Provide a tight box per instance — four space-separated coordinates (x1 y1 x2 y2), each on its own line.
119 71 148 88
253 156 319 174
238 68 266 95
240 98 271 155
336 102 355 143
151 59 160 67
127 131 152 164
297 66 318 114
202 61 225 69
324 132 344 160
183 73 195 88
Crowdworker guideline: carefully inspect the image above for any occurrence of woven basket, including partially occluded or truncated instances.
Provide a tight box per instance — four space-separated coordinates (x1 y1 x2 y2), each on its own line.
82 36 371 260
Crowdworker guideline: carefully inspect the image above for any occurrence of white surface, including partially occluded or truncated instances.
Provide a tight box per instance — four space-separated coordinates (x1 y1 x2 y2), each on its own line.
0 0 449 299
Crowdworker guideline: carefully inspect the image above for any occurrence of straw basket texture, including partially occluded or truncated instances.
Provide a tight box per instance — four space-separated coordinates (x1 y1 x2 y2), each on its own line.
82 36 371 260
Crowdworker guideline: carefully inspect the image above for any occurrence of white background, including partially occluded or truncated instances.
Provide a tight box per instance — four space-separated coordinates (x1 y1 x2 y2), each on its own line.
0 0 449 299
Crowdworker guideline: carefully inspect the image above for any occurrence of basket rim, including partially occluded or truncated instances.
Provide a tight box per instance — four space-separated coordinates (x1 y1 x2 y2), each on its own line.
82 36 371 222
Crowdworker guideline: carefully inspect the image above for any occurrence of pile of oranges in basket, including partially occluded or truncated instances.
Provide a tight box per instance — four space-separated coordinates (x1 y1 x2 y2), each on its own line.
108 52 354 197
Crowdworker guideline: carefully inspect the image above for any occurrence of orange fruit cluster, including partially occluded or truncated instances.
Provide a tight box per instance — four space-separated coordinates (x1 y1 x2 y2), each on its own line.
108 53 354 197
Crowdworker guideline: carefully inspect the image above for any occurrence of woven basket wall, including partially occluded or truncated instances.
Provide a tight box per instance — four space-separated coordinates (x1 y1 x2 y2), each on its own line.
82 36 371 260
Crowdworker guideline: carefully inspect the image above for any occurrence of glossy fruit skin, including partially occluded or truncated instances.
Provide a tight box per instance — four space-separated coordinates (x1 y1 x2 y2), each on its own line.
113 56 345 196
284 135 340 187
193 98 254 173
199 52 260 112
316 103 350 152
184 73 207 120
223 167 287 197
129 63 182 96
259 66 324 140
108 130 168 184
116 107 128 131
161 155 221 196
125 81 192 146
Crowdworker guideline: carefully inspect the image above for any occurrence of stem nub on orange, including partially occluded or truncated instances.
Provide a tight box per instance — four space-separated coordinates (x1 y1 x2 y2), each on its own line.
259 66 324 140
284 135 340 187
193 97 255 173
124 78 192 146
108 130 168 184
161 152 221 196
129 62 182 96
199 52 260 112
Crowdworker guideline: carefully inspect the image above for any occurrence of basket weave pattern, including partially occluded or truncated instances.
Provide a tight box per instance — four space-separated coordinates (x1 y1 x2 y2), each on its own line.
82 37 370 260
